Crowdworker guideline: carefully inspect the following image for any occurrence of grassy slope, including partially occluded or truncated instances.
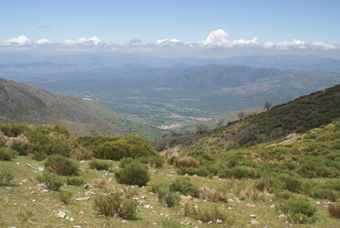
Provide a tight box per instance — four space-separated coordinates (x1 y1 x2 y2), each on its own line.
0 77 161 139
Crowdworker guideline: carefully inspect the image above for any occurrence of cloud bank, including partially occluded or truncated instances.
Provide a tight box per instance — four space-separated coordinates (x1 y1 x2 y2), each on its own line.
1 30 339 57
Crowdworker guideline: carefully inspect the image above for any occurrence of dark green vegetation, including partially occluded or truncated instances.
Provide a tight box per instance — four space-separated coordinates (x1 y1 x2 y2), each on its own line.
0 77 163 140
6 65 340 136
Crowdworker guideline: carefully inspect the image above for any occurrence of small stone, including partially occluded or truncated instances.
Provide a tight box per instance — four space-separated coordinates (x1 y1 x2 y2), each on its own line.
37 183 46 188
207 221 213 224
315 201 321 205
70 217 74 221
76 197 90 201
144 204 151 208
58 211 66 218
324 201 332 205
108 178 112 181
114 213 119 218
65 216 70 220
20 179 28 184
122 220 127 223
32 199 36 202
250 204 256 207
79 211 84 214
73 226 81 228
31 191 37 194
185 174 188 176
43 189 49 193
140 196 146 199
149 192 156 195
250 214 256 218
216 219 222 224
250 219 260 225
278 214 285 218
84 184 91 189
228 207 233 210
171 171 176 174
270 204 275 208
80 160 85 163
38 167 44 172
6 187 13 191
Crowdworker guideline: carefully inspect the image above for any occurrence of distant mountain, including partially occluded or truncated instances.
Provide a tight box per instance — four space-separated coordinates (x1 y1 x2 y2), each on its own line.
0 77 162 139
0 53 339 73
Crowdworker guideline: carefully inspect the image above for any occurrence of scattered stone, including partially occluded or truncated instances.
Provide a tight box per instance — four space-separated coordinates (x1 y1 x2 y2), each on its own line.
79 211 85 214
73 226 81 228
80 160 85 163
207 221 213 224
250 204 256 207
70 217 74 221
84 191 95 196
20 179 28 184
251 219 260 225
65 216 70 220
31 191 37 194
108 178 112 181
43 189 49 193
6 187 13 191
236 198 241 203
315 201 321 205
171 171 176 174
140 196 146 199
58 211 66 218
192 174 198 177
185 174 188 176
38 167 44 172
149 192 156 195
84 184 91 189
76 197 90 201
37 183 46 188
216 219 222 224
278 214 286 218
228 207 233 210
32 199 36 202
250 214 256 218
112 185 116 189
324 201 332 205
270 204 275 208
122 220 127 223
228 199 233 202
144 204 151 208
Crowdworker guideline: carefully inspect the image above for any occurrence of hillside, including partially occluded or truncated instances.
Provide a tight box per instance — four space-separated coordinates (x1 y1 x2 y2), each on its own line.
154 83 340 154
0 77 163 139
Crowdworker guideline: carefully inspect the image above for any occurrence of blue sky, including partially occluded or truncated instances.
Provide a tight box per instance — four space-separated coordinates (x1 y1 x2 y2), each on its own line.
1 0 339 58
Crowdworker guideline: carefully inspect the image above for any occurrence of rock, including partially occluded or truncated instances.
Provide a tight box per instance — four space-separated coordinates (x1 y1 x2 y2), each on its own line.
251 219 260 225
37 183 46 188
73 226 81 228
216 219 222 224
228 207 233 210
207 221 213 224
84 184 91 189
140 196 146 199
171 171 176 174
122 220 127 223
31 191 37 194
250 214 256 218
278 214 285 218
185 174 188 176
114 213 119 218
144 204 151 208
65 216 70 220
84 191 96 196
149 192 156 195
228 199 233 202
38 167 44 172
58 211 66 218
315 201 321 205
6 187 13 191
20 179 28 184
42 189 49 193
70 217 74 221
324 201 332 205
80 160 85 163
286 133 296 139
76 197 90 201
270 204 275 208
236 198 241 203
79 211 85 214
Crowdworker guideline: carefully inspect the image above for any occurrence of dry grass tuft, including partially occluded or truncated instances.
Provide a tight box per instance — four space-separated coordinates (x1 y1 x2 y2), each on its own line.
92 178 110 192
328 204 340 219
174 156 199 168
199 186 225 202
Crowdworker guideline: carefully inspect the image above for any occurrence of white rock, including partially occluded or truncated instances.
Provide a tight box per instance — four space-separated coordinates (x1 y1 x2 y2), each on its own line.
37 183 46 188
278 214 285 218
84 184 91 189
286 133 296 139
250 214 256 218
251 219 260 225
6 187 13 191
315 201 321 205
70 217 74 221
76 197 90 201
43 189 49 193
58 211 66 218
38 167 44 172
216 219 223 224
228 207 233 210
144 204 151 208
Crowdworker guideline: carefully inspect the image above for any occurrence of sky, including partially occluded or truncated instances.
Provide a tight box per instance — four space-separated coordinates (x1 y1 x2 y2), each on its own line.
1 0 340 58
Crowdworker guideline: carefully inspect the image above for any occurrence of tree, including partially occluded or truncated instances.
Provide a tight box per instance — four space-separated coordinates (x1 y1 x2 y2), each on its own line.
264 102 272 111
195 122 208 135
237 111 245 120
216 118 224 128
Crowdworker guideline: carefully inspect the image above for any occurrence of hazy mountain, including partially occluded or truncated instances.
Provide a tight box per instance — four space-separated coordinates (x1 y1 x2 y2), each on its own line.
0 77 162 139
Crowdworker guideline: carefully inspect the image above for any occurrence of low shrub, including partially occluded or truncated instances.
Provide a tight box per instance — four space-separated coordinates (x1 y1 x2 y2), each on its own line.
36 172 64 191
174 156 199 168
154 157 164 168
17 209 36 222
184 203 227 223
328 204 340 219
167 156 178 165
0 168 15 185
66 176 85 186
199 186 224 202
238 186 263 201
148 182 169 194
164 192 181 208
114 161 150 186
310 188 339 202
218 166 258 179
0 147 17 161
277 196 316 224
170 177 198 197
89 159 112 170
59 191 72 204
44 155 79 176
93 192 138 219
275 191 293 200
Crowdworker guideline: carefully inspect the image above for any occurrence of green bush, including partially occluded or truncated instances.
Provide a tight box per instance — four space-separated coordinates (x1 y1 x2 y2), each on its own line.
174 156 199 168
0 168 15 185
36 172 64 191
310 189 339 202
114 161 150 186
66 176 85 186
44 155 79 176
161 217 182 228
154 157 164 168
0 147 17 161
328 204 340 219
167 156 178 165
89 159 112 170
170 177 198 197
277 196 316 224
59 191 72 204
93 192 138 219
164 192 181 208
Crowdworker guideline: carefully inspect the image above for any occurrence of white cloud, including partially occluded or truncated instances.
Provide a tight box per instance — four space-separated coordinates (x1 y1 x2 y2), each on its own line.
262 39 307 49
36 39 50 45
156 39 181 44
62 36 102 45
231 37 258 46
2 35 31 45
310 41 337 50
200 29 229 46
